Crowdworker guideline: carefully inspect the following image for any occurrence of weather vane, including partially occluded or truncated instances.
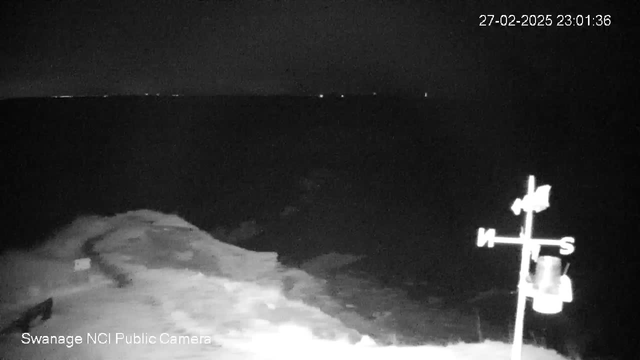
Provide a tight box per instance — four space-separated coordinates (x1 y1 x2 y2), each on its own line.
476 175 575 360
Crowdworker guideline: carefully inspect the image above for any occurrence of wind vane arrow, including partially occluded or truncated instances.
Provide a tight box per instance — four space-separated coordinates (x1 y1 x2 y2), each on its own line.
511 185 551 215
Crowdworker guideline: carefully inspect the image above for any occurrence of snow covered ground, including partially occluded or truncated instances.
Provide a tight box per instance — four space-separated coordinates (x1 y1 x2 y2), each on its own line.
0 210 571 359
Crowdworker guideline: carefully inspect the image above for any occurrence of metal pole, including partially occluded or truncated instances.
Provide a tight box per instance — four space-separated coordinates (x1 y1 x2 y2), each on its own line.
511 175 535 360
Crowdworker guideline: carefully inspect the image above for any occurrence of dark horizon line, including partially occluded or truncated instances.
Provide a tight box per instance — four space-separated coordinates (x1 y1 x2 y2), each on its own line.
0 92 615 103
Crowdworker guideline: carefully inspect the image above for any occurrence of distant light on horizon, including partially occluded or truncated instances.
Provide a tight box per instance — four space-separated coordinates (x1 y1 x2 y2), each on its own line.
318 94 324 98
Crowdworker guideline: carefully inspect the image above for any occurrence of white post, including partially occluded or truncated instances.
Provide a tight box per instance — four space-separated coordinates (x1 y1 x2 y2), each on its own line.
511 175 535 360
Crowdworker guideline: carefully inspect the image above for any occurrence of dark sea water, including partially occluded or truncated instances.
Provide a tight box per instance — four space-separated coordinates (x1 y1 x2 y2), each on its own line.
1 95 637 357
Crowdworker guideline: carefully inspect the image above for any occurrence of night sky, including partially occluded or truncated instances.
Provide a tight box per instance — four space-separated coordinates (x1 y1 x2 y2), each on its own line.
0 0 631 99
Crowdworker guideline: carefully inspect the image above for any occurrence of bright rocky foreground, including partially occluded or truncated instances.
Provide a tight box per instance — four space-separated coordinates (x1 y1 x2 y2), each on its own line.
0 210 572 359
